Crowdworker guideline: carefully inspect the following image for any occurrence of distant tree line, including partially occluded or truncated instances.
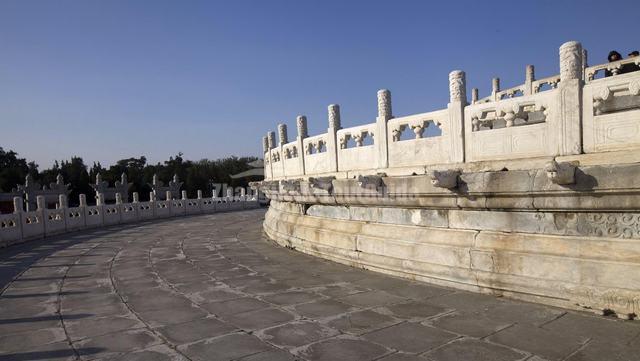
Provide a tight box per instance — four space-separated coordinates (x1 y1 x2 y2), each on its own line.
0 147 257 205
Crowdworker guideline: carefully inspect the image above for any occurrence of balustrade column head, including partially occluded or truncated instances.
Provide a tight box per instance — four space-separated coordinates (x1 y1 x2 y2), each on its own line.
181 190 187 200
115 193 123 205
267 131 276 150
559 41 583 81
132 192 139 203
278 123 288 145
240 188 246 197
36 195 45 211
526 65 535 82
97 193 105 206
79 194 87 207
149 192 156 202
13 197 23 213
582 48 588 68
296 115 308 139
492 78 500 94
448 70 466 103
197 190 203 199
166 191 173 201
471 88 479 103
377 89 392 120
328 104 341 129
59 194 68 208
226 188 234 198
262 136 269 154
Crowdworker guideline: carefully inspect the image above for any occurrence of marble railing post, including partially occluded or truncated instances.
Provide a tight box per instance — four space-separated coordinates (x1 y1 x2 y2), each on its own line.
448 70 466 163
36 195 45 211
58 194 68 209
79 194 87 207
327 104 341 173
13 197 23 214
149 192 155 202
132 192 139 203
376 90 392 169
492 78 500 101
525 65 535 95
296 115 307 175
181 190 187 200
115 193 123 205
278 124 288 146
165 191 172 201
197 190 203 199
558 40 583 155
96 193 105 206
267 131 276 179
471 88 478 104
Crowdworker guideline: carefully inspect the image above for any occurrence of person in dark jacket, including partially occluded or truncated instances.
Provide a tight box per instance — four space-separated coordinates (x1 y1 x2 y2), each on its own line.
621 51 640 74
605 51 622 77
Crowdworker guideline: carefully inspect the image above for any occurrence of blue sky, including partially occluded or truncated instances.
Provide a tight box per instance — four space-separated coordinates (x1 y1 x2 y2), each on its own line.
1 0 638 167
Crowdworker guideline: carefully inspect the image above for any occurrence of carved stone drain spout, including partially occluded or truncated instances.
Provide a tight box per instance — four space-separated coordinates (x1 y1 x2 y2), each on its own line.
545 160 577 185
308 176 335 193
429 169 461 189
356 174 386 191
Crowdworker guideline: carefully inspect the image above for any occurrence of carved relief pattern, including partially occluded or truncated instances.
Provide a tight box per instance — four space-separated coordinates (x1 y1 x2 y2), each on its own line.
278 124 288 144
377 90 392 119
267 132 276 149
296 116 308 138
449 70 466 102
328 104 341 129
559 41 582 81
578 213 640 239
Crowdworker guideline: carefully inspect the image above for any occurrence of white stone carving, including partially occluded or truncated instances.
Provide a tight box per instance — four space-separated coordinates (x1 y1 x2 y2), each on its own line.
545 160 576 185
559 41 582 81
296 116 308 138
328 104 341 129
377 89 392 120
449 70 466 103
429 169 460 189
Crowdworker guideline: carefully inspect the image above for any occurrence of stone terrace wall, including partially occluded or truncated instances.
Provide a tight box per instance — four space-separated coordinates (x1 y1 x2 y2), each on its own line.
256 40 640 319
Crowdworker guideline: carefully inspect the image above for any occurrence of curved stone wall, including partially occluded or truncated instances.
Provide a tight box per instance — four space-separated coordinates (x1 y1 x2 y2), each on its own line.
264 201 640 319
259 161 640 320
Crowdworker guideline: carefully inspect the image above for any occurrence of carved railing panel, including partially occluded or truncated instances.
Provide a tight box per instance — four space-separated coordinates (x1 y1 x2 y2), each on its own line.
387 109 452 168
337 124 377 172
302 134 332 175
583 71 640 153
465 90 559 161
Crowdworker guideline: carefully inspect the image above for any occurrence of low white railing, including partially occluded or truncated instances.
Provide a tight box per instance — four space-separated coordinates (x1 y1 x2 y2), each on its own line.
0 192 260 248
262 41 640 180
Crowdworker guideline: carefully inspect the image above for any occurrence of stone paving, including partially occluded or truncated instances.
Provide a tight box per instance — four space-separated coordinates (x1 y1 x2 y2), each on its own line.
0 209 638 361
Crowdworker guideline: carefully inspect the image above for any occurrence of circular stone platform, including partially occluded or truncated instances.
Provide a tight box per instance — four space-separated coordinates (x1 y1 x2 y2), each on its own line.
0 209 638 360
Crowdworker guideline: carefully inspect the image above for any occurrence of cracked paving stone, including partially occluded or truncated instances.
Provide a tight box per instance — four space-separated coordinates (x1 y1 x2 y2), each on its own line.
337 290 408 308
294 299 355 319
178 333 272 361
297 336 390 361
422 338 526 361
326 309 400 335
261 290 323 306
222 307 295 331
157 316 237 344
259 320 339 348
487 324 589 360
363 322 457 354
199 297 270 316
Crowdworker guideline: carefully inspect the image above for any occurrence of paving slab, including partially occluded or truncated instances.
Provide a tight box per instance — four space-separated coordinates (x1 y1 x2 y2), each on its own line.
0 209 638 361
363 322 457 354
